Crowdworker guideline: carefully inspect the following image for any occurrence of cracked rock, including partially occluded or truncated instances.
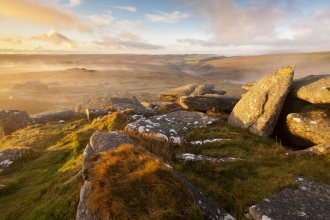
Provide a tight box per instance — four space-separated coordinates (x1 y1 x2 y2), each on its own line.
228 66 294 137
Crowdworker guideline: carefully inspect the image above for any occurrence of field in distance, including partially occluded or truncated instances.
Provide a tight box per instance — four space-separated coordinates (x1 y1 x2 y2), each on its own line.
0 52 329 114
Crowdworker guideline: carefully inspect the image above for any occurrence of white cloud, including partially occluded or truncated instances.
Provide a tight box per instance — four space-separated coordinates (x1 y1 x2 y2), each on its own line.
29 29 78 48
111 5 136 12
93 31 163 51
65 0 82 7
116 20 141 28
86 11 114 26
145 10 190 24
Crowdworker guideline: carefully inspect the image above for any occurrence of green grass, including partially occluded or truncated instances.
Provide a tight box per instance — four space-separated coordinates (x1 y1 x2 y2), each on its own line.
131 121 330 220
1 115 330 220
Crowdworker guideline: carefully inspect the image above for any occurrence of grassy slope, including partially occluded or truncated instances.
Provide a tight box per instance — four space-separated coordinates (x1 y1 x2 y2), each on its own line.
0 112 329 220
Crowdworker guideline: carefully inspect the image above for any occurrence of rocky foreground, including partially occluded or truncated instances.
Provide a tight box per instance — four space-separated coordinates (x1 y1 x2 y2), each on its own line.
1 66 330 219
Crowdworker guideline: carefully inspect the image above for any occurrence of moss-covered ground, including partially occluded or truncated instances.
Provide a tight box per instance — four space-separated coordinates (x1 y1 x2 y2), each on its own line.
0 112 329 220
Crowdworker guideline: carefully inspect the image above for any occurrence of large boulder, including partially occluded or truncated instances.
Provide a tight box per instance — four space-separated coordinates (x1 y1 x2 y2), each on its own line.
81 132 138 177
75 97 139 112
246 176 330 220
228 66 294 136
180 95 239 112
289 74 330 104
31 109 77 124
0 148 33 172
0 110 31 139
125 111 220 145
286 105 330 147
158 84 226 102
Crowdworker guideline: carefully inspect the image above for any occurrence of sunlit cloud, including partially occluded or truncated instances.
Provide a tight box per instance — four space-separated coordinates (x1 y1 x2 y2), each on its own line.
29 29 78 48
0 35 23 45
93 31 163 50
145 10 190 23
86 11 114 27
64 0 82 7
0 0 91 32
111 6 136 12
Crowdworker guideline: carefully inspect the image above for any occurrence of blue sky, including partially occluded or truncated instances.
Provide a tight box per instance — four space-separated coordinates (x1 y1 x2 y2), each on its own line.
1 0 330 55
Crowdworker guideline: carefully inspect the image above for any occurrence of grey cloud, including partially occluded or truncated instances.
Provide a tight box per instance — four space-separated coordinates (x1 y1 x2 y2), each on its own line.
0 35 23 45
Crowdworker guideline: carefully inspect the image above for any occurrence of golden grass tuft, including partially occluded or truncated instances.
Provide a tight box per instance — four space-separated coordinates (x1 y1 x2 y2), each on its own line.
87 144 203 220
92 112 128 131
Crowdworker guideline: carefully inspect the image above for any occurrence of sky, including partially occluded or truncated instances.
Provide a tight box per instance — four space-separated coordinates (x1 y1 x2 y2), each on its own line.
1 0 330 55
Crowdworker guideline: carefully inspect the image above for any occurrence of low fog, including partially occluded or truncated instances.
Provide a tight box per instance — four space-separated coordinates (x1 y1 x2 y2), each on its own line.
0 52 329 114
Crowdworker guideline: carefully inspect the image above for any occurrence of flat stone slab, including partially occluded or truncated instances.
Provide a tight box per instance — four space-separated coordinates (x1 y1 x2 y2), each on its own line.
289 74 330 104
125 111 221 145
189 138 231 146
0 148 33 172
85 109 111 121
246 176 330 220
176 153 237 163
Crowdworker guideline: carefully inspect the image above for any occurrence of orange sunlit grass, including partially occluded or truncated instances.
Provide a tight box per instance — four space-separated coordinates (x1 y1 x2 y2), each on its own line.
86 144 203 220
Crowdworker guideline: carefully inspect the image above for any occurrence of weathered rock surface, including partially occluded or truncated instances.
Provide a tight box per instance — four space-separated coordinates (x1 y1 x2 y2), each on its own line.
241 81 257 91
172 169 236 220
176 153 237 163
180 95 239 112
86 109 111 121
148 101 181 112
75 97 139 112
111 103 156 118
246 176 330 220
31 109 77 124
81 132 138 177
158 84 226 102
286 105 330 147
307 143 330 155
289 74 330 104
0 148 33 172
125 111 220 145
0 110 31 139
76 180 97 220
228 66 294 137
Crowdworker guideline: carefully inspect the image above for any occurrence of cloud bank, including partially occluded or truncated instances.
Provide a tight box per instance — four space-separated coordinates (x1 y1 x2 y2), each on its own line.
0 0 91 32
111 5 136 12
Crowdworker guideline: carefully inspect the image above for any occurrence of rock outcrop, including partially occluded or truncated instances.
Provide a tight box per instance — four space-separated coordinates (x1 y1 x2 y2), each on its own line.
81 131 138 177
158 84 226 103
180 95 239 112
85 109 111 121
31 109 77 124
241 81 257 91
286 105 330 147
75 97 139 112
307 143 330 155
228 66 294 137
110 103 156 118
0 110 31 139
246 176 330 220
289 74 330 104
0 148 33 172
125 111 220 145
